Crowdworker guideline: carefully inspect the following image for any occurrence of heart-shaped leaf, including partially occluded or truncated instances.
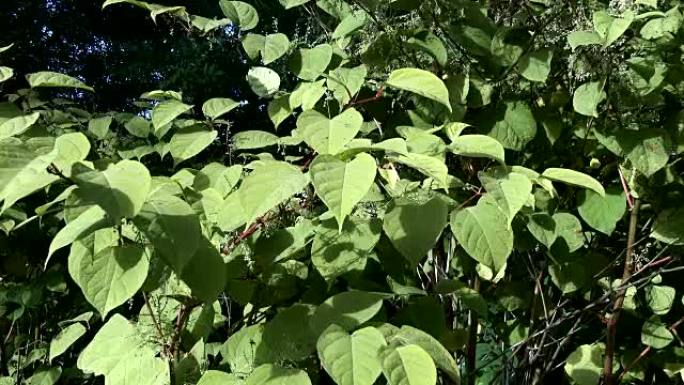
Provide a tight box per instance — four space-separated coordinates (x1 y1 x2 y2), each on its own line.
297 108 363 155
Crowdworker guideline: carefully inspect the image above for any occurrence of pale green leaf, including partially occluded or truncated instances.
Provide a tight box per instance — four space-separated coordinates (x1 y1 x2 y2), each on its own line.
593 10 634 47
552 212 585 253
88 116 112 139
290 44 333 81
289 80 326 110
73 245 149 317
49 323 87 362
450 198 513 274
541 168 605 196
268 94 292 129
26 367 61 385
389 153 449 190
327 65 367 105
387 68 451 112
0 112 39 140
449 134 505 164
220 325 272 374
645 285 675 315
78 314 169 385
219 0 259 30
151 100 192 132
169 126 218 167
651 207 684 245
310 153 376 230
202 98 239 120
245 364 312 385
132 194 201 273
316 324 386 385
380 344 437 385
573 80 606 118
279 0 310 9
232 130 279 150
0 67 12 83
383 197 448 265
567 31 603 49
310 291 385 335
238 160 309 225
578 186 626 235
47 205 110 262
247 67 280 97
389 326 460 384
197 371 243 385
26 71 94 92
478 168 532 221
405 30 447 67
564 343 605 385
332 10 368 40
641 316 673 349
217 192 247 232
242 33 290 65
180 238 226 302
526 213 556 248
481 101 537 151
517 48 553 82
297 108 363 155
72 160 151 220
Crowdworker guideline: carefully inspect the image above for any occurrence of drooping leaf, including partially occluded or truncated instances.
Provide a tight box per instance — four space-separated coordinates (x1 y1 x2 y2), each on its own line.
541 168 605 196
219 0 259 30
380 344 437 385
383 197 448 265
389 326 460 384
389 153 449 190
316 324 386 385
297 108 363 155
238 160 309 225
290 44 333 81
577 186 626 235
73 245 149 317
573 80 606 117
132 194 201 274
593 10 634 47
450 197 513 274
72 160 151 220
47 205 110 262
310 153 376 230
268 94 292 129
387 68 451 112
169 125 218 167
332 10 368 40
202 98 239 120
26 71 94 92
449 134 505 164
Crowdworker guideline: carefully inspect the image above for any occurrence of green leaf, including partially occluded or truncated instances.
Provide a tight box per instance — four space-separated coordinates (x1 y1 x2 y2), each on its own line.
552 212 584 253
389 153 449 190
290 44 333 81
132 194 201 274
197 371 243 385
481 101 536 151
53 133 92 176
220 324 271 374
217 192 247 232
311 217 381 280
593 10 634 47
383 197 448 265
526 213 556 248
219 0 259 30
279 0 310 9
263 304 318 361
0 67 13 83
332 10 368 40
567 31 603 49
577 186 626 235
297 108 362 155
449 134 505 164
316 324 386 385
72 160 152 220
406 30 448 67
246 364 312 385
641 316 673 349
180 238 226 302
573 80 606 117
26 367 61 385
478 168 532 221
73 245 149 317
541 168 605 196
289 80 326 111
564 343 604 385
310 291 385 335
0 112 40 140
247 67 280 97
202 98 239 120
387 68 451 112
517 48 553 82
450 197 513 274
78 314 169 385
49 323 86 362
620 128 671 177
151 99 192 132
380 344 437 385
238 160 309 225
169 125 218 167
389 325 460 384
327 65 367 105
88 116 112 139
26 71 94 91
645 285 675 315
242 33 290 65
234 130 280 151
124 116 151 138
310 153 376 230
651 207 684 245
47 205 110 262
267 94 292 129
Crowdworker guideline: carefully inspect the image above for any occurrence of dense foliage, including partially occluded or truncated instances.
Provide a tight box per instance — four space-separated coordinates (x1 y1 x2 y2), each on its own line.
1 0 684 384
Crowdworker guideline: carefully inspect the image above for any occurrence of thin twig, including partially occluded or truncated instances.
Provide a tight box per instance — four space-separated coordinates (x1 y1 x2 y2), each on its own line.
143 292 168 356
